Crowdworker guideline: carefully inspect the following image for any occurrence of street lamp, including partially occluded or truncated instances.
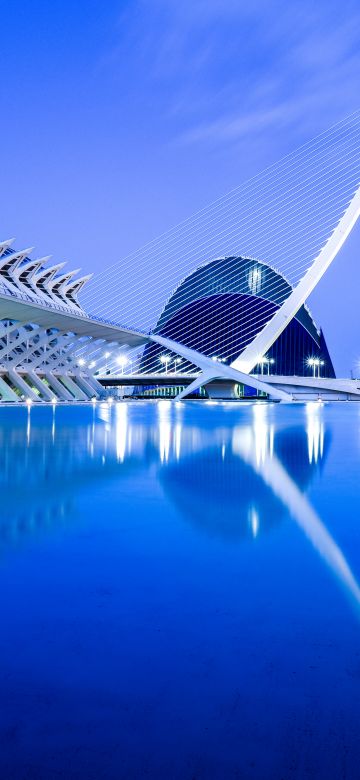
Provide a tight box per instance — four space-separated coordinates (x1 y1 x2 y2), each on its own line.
174 357 182 372
307 357 315 377
307 357 322 377
104 351 110 373
117 354 128 374
258 356 270 375
78 357 86 367
160 354 170 374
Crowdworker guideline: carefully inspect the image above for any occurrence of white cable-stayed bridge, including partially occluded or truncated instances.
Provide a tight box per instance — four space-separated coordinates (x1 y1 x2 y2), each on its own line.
0 111 360 402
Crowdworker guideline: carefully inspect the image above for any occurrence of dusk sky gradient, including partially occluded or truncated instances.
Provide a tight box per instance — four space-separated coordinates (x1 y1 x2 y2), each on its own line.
1 0 360 374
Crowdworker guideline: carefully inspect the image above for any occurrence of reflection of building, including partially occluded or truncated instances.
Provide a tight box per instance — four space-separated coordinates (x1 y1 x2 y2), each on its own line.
0 403 329 554
141 257 335 396
2 402 360 611
158 420 330 541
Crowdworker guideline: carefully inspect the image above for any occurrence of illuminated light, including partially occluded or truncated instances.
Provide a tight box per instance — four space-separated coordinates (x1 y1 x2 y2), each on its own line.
248 267 262 294
116 354 128 375
52 397 58 404
159 354 170 374
26 398 33 405
91 397 97 404
107 397 114 405
78 358 86 367
104 352 110 359
89 361 96 369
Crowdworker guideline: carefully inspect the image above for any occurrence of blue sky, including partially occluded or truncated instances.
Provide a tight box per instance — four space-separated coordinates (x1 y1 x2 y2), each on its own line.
1 0 360 373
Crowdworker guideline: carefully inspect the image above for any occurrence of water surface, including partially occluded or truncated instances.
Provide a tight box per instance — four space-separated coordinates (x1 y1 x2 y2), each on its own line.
1 400 360 779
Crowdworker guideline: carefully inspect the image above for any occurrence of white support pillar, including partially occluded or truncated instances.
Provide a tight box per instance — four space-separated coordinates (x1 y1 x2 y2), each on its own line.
11 328 50 368
26 371 55 401
232 185 360 374
60 375 88 401
75 372 103 399
8 369 39 401
0 375 19 402
0 325 32 363
45 373 73 401
150 334 291 401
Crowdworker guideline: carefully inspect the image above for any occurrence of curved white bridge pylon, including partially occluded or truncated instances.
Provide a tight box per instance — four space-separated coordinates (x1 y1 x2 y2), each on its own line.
160 183 360 400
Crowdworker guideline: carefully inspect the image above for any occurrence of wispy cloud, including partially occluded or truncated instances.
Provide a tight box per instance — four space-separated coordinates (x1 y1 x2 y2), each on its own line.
131 0 360 148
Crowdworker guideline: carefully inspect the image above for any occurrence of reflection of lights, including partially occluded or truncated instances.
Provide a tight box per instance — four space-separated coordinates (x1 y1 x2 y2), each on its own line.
115 402 128 462
221 443 226 461
306 402 324 463
269 425 274 458
174 423 182 461
158 401 171 462
26 399 33 448
252 403 273 465
248 506 259 538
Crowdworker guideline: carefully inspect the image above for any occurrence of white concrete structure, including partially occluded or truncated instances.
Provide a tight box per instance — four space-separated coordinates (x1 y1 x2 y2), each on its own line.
161 184 360 401
0 240 147 402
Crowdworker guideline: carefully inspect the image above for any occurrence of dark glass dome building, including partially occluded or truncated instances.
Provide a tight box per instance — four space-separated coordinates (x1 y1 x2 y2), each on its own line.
141 256 335 385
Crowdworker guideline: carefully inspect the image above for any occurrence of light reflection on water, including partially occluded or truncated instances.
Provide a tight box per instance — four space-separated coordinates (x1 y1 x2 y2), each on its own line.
1 401 360 777
0 401 358 603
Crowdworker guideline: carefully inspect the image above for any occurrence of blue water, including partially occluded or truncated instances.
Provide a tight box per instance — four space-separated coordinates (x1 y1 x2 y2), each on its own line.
1 400 360 779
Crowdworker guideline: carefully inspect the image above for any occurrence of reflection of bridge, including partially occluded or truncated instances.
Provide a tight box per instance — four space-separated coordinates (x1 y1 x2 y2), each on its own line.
1 401 360 612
